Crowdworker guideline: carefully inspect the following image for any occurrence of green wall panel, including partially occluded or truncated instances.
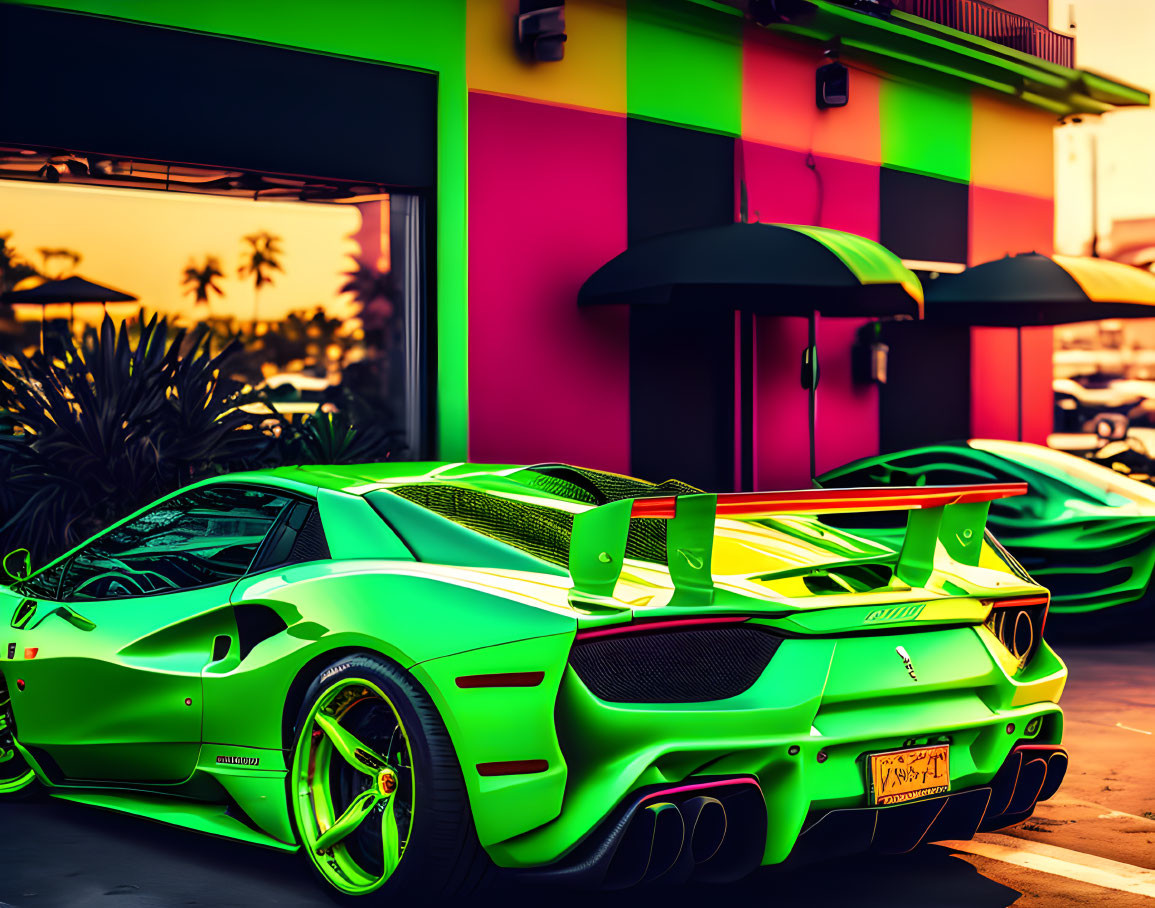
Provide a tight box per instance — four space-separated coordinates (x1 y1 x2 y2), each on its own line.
627 0 742 135
880 78 972 182
7 0 470 460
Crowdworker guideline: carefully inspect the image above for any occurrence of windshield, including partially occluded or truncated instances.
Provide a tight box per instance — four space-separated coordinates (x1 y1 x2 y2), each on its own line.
971 439 1155 510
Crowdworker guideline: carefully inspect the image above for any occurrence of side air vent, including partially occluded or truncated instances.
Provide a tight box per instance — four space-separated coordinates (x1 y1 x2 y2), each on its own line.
234 604 288 661
569 624 782 703
289 507 330 564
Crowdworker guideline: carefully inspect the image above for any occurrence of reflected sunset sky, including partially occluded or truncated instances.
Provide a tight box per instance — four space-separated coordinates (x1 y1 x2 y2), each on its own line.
0 178 363 325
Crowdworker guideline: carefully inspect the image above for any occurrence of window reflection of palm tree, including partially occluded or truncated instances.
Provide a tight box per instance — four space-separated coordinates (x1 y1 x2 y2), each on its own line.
37 247 82 279
340 259 394 350
182 256 225 320
238 232 283 336
0 233 40 336
0 233 40 296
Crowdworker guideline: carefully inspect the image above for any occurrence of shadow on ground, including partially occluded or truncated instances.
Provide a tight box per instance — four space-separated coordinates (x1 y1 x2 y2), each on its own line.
0 798 1021 908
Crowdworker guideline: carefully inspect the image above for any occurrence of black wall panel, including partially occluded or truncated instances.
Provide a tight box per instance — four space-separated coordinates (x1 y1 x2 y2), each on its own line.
627 119 735 491
0 6 437 188
878 168 971 452
878 320 972 451
879 168 969 265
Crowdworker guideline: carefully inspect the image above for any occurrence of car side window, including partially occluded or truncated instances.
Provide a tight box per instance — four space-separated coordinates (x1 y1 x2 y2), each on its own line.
247 500 330 574
60 485 293 602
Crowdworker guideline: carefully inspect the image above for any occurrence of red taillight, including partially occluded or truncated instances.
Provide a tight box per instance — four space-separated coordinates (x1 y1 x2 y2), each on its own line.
983 594 1049 670
574 615 749 642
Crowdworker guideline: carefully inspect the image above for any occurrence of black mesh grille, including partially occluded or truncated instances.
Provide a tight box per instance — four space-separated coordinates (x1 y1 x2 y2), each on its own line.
390 468 704 568
390 484 574 566
289 507 330 563
569 625 782 703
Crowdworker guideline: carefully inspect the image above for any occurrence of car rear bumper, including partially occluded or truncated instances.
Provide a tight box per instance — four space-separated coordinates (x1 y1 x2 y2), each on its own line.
482 628 1066 870
513 744 1067 889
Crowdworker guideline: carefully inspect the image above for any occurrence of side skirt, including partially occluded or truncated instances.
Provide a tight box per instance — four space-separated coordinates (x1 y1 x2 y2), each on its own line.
49 788 299 852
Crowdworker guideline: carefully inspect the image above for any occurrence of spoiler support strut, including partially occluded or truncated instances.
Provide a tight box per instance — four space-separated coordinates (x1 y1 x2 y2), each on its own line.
568 484 1026 606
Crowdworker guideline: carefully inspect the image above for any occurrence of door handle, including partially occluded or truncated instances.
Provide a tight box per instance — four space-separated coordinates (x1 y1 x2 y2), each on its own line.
10 599 36 629
211 635 232 662
31 606 96 632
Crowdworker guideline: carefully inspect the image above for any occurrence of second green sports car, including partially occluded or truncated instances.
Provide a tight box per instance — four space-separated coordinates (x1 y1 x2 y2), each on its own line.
821 439 1155 639
0 462 1067 898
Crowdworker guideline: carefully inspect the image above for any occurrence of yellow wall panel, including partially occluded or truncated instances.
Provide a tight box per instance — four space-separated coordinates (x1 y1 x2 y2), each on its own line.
971 91 1055 198
466 0 626 113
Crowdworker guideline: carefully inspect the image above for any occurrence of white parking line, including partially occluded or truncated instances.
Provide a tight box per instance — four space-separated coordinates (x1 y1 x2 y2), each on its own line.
1116 722 1153 735
939 834 1155 898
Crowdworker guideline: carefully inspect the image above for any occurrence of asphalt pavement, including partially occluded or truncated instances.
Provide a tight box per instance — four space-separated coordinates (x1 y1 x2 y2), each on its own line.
0 641 1152 908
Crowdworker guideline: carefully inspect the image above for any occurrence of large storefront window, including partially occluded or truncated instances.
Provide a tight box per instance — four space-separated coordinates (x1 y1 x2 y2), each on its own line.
0 167 427 566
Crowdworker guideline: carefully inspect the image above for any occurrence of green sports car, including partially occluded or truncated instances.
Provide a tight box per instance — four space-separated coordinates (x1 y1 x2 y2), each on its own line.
0 462 1068 899
820 439 1155 639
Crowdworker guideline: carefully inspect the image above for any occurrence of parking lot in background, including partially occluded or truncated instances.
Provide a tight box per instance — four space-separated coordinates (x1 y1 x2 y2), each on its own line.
1 641 1151 908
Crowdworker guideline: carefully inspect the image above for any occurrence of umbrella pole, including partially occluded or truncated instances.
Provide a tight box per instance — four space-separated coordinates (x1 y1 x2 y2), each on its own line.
1017 325 1024 442
809 311 818 487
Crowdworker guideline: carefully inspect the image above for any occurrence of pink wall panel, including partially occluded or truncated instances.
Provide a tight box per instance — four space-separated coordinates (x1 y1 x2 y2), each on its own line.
742 140 881 488
970 326 1052 444
970 186 1054 263
467 92 630 470
753 315 810 490
969 186 1055 445
752 316 879 490
738 140 880 237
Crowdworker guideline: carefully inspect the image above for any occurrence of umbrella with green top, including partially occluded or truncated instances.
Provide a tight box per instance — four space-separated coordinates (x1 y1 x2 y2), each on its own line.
579 222 924 483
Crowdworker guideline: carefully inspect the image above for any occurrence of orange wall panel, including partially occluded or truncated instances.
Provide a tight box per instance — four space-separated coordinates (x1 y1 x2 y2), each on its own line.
466 0 626 112
971 92 1055 198
742 28 881 164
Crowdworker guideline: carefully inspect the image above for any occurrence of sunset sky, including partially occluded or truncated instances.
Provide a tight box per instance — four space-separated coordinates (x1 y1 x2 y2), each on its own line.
0 179 363 325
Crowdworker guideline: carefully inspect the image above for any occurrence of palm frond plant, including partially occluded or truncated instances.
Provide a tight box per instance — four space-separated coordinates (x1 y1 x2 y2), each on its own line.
0 312 279 567
239 232 284 335
279 397 404 466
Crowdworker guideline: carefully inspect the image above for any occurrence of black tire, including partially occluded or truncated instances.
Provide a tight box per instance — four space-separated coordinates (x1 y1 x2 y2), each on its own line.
288 652 491 902
0 676 40 801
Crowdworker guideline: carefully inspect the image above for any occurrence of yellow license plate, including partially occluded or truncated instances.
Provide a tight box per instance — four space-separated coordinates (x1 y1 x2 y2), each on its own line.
868 744 950 806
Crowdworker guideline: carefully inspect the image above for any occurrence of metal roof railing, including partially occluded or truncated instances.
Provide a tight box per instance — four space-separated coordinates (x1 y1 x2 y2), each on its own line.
892 0 1074 67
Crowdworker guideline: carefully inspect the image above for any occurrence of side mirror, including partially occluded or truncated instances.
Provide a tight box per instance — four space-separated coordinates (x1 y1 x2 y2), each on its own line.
2 549 31 583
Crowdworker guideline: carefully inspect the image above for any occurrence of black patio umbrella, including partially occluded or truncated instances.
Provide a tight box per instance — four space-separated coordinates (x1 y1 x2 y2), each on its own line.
925 253 1155 327
580 222 924 484
926 252 1155 439
2 275 138 344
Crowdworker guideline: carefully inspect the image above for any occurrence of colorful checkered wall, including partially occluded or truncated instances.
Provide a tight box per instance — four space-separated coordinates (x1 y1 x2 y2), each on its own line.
6 0 1059 484
466 0 1056 487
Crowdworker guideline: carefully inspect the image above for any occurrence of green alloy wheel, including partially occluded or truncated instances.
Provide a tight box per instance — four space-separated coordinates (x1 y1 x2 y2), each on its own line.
0 678 36 799
290 654 489 901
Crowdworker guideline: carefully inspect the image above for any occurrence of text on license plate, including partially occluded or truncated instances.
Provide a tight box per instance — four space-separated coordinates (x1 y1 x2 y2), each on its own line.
868 744 950 806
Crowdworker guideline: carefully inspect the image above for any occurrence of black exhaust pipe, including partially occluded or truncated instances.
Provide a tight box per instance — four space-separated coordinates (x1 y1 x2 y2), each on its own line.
604 801 685 889
684 796 728 864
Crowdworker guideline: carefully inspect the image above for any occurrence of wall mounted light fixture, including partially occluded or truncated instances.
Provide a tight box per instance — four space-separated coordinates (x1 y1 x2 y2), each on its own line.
516 2 566 63
816 60 849 109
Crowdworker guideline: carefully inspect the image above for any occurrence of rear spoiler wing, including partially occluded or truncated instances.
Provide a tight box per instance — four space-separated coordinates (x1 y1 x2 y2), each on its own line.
568 483 1027 606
